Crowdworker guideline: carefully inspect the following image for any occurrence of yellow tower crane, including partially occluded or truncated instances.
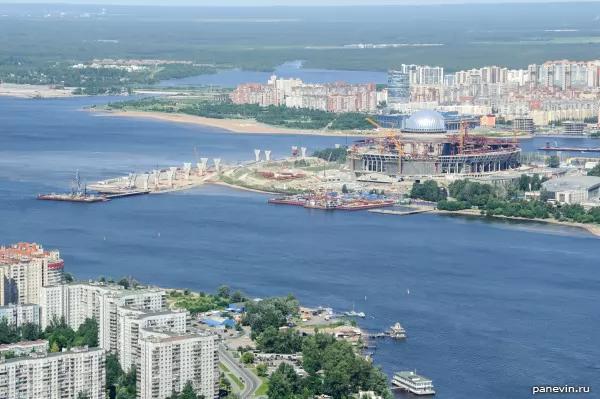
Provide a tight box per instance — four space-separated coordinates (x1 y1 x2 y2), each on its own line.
365 118 404 176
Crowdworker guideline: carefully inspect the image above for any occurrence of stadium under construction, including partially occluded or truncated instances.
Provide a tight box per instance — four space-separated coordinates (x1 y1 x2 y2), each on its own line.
350 110 521 180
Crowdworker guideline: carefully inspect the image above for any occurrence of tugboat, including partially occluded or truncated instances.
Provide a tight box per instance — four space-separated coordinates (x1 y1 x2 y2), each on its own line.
392 371 435 395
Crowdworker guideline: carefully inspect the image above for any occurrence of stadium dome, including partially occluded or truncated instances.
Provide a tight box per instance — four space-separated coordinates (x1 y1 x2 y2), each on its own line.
402 110 447 133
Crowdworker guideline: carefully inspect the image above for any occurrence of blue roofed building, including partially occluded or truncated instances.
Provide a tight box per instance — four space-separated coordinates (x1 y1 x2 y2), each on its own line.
202 316 235 328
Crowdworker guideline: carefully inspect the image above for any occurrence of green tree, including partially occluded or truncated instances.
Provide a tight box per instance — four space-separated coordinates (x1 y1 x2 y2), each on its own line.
118 278 130 289
587 162 600 177
183 289 191 296
243 295 298 338
540 187 549 202
77 392 90 399
546 155 560 168
178 380 204 399
106 352 124 399
20 322 42 341
256 327 304 354
268 363 301 399
107 277 115 283
217 285 230 299
410 180 447 202
241 352 255 364
64 272 74 283
341 184 349 194
98 275 106 283
230 290 245 303
51 342 59 353
256 363 268 377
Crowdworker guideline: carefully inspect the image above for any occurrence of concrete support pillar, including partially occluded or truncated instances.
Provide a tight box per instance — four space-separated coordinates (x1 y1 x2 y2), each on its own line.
142 174 150 190
200 158 208 174
167 170 174 187
265 150 271 162
301 147 307 159
184 163 192 180
254 149 261 162
153 170 160 188
214 158 221 172
197 162 204 176
169 167 178 181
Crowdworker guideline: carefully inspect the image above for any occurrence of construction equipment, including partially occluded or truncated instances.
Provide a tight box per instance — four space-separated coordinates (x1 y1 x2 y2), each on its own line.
365 118 403 176
365 118 403 155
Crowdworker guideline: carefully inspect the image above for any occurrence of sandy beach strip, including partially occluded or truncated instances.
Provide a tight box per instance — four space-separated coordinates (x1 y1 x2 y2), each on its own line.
93 110 364 136
0 84 78 99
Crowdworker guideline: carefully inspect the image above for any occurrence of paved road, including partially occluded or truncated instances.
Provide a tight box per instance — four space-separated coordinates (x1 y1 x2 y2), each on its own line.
219 343 261 399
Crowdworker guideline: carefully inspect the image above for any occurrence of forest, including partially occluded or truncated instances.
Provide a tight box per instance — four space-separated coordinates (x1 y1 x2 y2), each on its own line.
107 98 375 131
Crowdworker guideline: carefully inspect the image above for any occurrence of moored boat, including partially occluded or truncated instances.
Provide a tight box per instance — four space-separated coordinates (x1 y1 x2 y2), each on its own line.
392 371 435 395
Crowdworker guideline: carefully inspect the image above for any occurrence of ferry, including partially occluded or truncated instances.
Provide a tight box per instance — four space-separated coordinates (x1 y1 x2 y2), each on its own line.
392 371 435 396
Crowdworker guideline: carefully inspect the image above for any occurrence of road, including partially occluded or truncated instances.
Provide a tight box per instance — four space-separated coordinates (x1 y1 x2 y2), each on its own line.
219 343 261 399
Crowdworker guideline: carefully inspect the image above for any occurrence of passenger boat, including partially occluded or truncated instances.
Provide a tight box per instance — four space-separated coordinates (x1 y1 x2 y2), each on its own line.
389 322 406 339
392 371 435 395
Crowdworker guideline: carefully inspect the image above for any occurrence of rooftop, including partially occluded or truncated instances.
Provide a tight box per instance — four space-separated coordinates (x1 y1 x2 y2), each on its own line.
395 371 433 383
542 176 600 192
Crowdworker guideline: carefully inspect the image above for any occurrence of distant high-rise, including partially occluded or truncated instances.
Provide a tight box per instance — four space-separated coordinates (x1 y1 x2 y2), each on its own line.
387 70 410 105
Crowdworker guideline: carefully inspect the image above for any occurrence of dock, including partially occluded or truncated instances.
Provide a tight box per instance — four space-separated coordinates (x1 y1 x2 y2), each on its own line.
369 208 433 216
538 146 600 152
105 190 150 199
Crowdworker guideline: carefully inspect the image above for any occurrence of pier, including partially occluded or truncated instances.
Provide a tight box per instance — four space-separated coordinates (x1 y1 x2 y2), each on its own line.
105 190 150 199
538 146 600 152
369 208 433 216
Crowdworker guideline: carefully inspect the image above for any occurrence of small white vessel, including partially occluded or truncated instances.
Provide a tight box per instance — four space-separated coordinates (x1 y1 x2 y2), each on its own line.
392 371 435 396
389 322 406 339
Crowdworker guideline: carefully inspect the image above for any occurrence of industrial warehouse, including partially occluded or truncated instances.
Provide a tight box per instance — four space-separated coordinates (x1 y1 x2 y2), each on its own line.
349 110 521 180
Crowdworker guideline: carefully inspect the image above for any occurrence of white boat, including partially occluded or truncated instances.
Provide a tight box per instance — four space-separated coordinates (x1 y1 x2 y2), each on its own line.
392 371 435 396
389 322 406 339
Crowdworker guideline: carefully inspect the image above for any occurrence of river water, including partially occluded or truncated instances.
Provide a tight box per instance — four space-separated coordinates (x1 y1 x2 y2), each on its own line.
1 95 598 399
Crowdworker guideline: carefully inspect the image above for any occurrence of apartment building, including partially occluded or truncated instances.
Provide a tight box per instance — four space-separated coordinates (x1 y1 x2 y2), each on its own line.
0 303 39 326
0 346 105 399
40 282 167 351
232 75 378 112
118 307 189 372
0 242 64 306
137 329 218 399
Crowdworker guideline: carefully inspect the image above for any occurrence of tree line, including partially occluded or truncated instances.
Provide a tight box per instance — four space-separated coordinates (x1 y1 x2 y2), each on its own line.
423 178 600 224
107 98 375 130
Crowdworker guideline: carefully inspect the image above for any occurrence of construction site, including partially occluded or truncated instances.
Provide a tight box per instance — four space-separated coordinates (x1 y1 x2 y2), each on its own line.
349 110 522 182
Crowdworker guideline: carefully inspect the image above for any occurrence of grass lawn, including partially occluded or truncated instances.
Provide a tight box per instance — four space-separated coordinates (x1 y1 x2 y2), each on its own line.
228 373 244 390
250 367 269 396
219 362 230 373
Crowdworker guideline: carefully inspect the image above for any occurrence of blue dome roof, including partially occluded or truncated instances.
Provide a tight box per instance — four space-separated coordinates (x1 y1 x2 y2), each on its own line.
403 110 446 133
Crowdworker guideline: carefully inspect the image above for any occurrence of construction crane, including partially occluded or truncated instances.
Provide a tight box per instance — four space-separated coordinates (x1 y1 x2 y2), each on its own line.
365 118 403 176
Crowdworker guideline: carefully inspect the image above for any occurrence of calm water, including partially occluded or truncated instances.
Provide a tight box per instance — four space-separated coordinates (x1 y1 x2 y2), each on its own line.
159 61 388 87
1 96 598 399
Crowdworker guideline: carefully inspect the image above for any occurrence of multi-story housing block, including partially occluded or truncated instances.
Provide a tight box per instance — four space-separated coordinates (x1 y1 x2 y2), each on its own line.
0 346 105 399
138 329 218 399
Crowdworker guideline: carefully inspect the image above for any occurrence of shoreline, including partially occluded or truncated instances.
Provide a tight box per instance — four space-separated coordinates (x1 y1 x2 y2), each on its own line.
92 109 368 137
434 209 600 237
212 181 281 195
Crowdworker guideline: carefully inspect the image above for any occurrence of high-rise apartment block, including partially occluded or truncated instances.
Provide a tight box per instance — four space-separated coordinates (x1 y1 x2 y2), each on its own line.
0 303 39 326
138 329 218 399
0 346 105 399
0 243 64 306
40 282 167 351
118 306 189 372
